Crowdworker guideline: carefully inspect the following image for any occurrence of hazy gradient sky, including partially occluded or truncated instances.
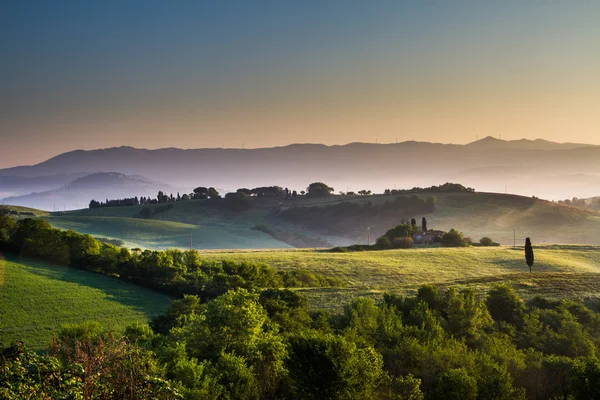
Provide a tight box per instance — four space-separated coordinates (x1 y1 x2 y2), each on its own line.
1 1 600 167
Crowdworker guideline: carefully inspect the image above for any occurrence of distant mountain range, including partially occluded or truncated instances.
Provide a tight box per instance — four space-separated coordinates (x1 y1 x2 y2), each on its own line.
1 137 599 207
2 172 174 211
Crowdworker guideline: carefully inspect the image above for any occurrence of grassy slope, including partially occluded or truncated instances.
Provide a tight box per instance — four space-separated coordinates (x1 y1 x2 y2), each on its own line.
44 214 291 250
199 245 600 310
0 254 171 350
0 204 48 216
41 191 600 248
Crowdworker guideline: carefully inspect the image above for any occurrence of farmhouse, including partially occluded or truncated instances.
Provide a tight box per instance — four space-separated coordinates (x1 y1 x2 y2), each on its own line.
414 230 445 244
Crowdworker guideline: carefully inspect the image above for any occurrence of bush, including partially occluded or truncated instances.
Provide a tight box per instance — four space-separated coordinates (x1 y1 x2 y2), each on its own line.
392 237 414 249
383 224 416 241
375 236 392 249
479 237 496 246
441 229 470 247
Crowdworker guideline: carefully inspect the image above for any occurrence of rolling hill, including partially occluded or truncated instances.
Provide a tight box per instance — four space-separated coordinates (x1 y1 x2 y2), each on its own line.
1 138 600 201
2 172 177 211
37 190 600 249
0 255 171 350
197 245 600 310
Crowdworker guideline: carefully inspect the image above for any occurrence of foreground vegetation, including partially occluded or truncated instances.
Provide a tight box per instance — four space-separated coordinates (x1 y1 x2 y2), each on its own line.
3 285 600 399
3 206 600 398
0 256 171 350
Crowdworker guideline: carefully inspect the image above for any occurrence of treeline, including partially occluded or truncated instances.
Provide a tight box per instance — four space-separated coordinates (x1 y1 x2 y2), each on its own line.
279 195 436 235
89 191 183 209
384 182 475 195
88 185 290 210
0 216 341 300
557 196 600 210
4 284 600 399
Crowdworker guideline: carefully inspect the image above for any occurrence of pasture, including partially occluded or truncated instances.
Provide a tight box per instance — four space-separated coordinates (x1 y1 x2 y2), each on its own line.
0 254 171 350
44 215 290 250
198 245 600 310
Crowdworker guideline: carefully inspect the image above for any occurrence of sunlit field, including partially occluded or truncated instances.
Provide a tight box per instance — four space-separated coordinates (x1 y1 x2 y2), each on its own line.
199 245 600 310
0 254 171 350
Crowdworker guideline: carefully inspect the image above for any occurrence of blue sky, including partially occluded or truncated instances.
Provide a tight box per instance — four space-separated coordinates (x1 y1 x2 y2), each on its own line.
1 1 599 166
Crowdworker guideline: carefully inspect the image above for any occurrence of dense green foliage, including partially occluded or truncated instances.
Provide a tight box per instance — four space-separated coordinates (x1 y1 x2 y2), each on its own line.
4 285 600 399
0 218 340 301
4 207 600 398
441 229 470 247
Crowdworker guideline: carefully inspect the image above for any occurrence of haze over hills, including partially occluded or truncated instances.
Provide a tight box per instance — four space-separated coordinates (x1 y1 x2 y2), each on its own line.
2 172 176 211
1 138 599 204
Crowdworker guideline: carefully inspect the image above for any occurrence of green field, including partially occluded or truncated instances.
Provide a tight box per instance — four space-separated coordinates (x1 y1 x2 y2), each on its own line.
36 191 600 250
198 245 600 310
0 254 171 350
44 215 291 250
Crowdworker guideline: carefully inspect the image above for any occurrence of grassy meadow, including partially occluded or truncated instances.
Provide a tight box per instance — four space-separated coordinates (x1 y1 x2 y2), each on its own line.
199 245 600 310
0 254 171 350
44 215 290 250
36 191 600 250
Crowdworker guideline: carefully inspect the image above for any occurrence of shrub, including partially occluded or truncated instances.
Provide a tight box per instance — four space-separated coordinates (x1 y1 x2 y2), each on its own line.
441 229 469 247
479 237 496 246
392 237 414 249
486 284 525 326
375 236 392 249
384 224 416 241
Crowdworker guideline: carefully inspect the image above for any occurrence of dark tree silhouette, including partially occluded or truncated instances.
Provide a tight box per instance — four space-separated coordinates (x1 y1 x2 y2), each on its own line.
410 218 417 228
422 217 428 231
525 237 534 272
306 182 334 198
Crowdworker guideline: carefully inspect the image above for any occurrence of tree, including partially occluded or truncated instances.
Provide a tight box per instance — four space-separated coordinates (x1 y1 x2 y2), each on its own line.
306 182 334 198
287 332 384 399
207 187 220 199
422 217 427 231
410 218 417 228
383 224 416 241
479 237 495 246
193 187 209 199
431 368 477 400
375 235 392 249
441 229 469 247
0 214 16 249
525 237 534 272
486 284 524 326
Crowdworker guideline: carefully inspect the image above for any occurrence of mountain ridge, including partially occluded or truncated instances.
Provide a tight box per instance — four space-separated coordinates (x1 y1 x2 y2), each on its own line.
1 138 599 202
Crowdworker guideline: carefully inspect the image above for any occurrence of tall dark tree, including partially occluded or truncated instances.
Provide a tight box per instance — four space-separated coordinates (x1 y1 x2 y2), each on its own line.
525 237 534 272
422 217 428 231
410 218 417 228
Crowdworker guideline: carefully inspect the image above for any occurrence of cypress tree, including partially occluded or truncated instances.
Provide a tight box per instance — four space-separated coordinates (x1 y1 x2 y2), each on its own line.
411 218 417 228
525 237 534 272
422 217 428 231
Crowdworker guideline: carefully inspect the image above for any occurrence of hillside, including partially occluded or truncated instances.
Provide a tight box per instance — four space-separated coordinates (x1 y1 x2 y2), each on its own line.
0 255 171 350
1 139 600 200
2 172 176 211
40 190 600 249
198 245 600 310
44 215 291 250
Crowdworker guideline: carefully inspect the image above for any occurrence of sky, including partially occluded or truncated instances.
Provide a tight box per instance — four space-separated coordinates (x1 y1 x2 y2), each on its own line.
1 1 600 167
